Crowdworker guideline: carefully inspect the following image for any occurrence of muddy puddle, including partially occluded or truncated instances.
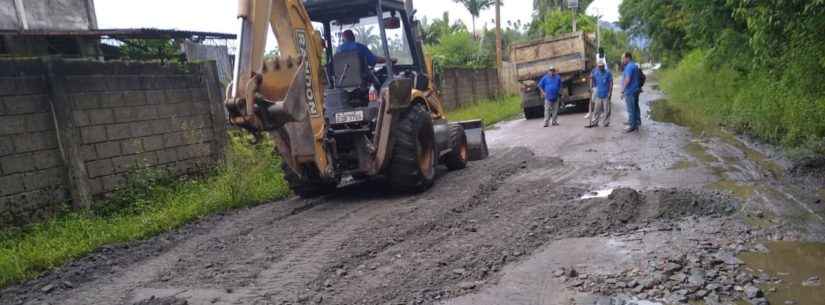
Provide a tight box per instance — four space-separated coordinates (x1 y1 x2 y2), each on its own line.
739 241 825 305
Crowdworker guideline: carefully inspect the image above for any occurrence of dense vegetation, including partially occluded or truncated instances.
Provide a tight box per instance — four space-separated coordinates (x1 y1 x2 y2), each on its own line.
620 0 825 156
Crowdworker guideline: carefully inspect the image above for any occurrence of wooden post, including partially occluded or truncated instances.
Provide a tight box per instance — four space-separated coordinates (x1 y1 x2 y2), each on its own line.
495 0 502 70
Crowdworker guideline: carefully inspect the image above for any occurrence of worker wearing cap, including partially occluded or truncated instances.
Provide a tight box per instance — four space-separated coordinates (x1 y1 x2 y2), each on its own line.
587 60 613 128
538 66 562 127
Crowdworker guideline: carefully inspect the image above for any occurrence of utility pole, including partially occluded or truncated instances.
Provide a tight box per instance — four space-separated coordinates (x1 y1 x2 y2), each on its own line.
568 0 578 32
495 0 502 70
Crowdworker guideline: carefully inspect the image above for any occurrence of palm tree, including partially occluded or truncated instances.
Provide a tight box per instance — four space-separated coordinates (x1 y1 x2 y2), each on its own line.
453 0 495 35
352 25 382 51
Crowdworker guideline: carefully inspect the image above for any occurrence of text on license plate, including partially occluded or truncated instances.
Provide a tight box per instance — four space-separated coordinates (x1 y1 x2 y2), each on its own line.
335 111 364 123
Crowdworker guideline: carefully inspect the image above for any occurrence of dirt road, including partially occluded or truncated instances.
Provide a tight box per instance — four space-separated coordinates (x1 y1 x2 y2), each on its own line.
3 79 824 305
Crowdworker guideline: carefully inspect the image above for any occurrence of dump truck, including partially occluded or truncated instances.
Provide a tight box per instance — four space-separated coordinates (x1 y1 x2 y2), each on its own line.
224 0 489 197
511 32 596 119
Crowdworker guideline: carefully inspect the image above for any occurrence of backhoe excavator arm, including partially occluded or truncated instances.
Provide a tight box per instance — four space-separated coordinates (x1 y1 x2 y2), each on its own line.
225 0 331 178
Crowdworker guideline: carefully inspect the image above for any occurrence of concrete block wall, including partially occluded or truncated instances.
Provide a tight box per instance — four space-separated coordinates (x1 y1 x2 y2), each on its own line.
0 62 69 225
439 68 502 110
0 59 227 228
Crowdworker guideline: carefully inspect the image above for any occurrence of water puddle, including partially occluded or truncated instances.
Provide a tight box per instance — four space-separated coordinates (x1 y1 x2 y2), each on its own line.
738 241 825 305
580 189 615 200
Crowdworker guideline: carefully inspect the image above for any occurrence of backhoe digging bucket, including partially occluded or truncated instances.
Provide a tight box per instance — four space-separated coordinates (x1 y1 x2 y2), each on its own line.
456 120 489 161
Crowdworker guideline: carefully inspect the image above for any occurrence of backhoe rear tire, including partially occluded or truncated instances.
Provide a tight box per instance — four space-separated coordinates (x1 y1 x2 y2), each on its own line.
387 104 436 192
281 162 337 198
444 124 468 170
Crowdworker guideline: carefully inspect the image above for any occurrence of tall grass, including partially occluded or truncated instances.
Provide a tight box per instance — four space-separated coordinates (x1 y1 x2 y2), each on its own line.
0 135 289 288
659 50 825 158
447 95 522 126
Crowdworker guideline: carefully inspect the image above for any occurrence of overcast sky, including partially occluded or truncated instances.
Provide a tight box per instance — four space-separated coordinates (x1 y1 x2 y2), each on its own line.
94 0 621 52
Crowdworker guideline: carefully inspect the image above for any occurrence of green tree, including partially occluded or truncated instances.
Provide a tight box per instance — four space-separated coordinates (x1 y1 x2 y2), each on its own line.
119 39 182 63
452 0 495 35
352 25 382 51
533 0 594 19
419 12 467 45
530 10 596 38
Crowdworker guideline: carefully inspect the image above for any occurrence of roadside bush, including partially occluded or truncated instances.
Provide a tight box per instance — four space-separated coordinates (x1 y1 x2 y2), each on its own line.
660 49 825 157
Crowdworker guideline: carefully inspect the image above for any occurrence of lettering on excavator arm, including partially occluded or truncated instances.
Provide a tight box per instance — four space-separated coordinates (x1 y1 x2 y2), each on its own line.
295 30 318 116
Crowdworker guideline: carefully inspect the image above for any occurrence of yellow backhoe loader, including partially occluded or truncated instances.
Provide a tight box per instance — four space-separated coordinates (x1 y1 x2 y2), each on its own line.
225 0 489 197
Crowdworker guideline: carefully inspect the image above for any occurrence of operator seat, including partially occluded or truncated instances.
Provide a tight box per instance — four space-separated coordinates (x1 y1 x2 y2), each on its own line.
332 51 369 91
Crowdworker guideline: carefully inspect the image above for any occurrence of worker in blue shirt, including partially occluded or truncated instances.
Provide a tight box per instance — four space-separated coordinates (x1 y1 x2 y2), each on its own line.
538 66 563 127
621 52 642 133
587 60 613 128
336 30 389 66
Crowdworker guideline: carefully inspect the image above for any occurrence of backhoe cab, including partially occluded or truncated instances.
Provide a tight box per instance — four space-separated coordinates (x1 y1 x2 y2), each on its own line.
225 0 488 197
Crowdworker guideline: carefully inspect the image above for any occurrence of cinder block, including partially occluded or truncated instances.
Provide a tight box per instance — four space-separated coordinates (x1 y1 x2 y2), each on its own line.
26 113 53 132
151 119 174 135
23 168 63 191
71 93 101 109
122 91 146 106
157 104 177 118
86 159 114 178
112 155 139 173
73 110 91 126
129 121 155 137
95 141 121 159
1 154 35 174
0 174 25 196
137 152 158 166
101 174 126 192
0 116 26 136
80 126 107 144
65 76 107 93
175 145 193 160
32 149 62 169
144 90 166 105
121 139 143 155
0 137 13 157
141 135 164 151
105 76 141 92
106 123 132 140
156 149 178 164
163 132 185 148
191 143 212 158
3 95 49 114
87 177 104 195
98 92 124 108
113 107 137 123
87 108 115 125
79 144 97 161
190 88 208 102
133 106 158 121
166 89 191 104
13 132 57 152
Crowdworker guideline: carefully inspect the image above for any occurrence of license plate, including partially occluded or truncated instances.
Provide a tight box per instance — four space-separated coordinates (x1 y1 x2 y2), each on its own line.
334 110 364 123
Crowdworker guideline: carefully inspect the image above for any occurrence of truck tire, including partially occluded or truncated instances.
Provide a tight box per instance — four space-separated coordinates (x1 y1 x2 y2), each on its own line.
443 124 468 170
281 162 337 198
387 104 436 192
524 106 543 119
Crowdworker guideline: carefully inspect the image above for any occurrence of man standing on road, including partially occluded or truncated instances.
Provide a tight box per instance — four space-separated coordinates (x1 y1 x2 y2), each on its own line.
587 60 613 128
621 52 642 133
538 66 562 127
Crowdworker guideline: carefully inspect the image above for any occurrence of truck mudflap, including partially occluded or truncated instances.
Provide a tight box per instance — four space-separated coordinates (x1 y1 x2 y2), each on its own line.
456 120 489 161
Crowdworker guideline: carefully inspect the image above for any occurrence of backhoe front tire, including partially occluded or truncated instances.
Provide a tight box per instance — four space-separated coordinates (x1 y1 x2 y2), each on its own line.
281 162 337 198
387 104 436 192
444 124 468 170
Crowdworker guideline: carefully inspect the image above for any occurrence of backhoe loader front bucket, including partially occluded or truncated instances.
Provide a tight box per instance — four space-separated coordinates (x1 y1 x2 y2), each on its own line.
456 120 489 161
